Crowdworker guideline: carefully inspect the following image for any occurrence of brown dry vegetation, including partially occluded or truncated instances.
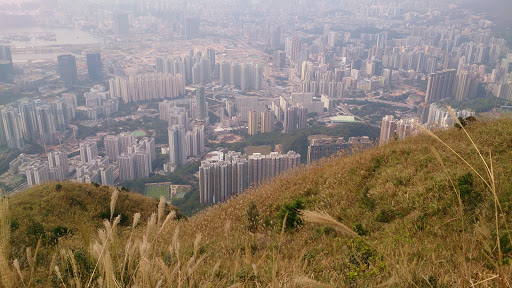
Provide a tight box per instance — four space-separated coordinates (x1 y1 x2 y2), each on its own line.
2 117 512 287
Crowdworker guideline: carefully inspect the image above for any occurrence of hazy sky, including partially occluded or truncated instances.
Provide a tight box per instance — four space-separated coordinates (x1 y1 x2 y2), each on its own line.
0 0 39 3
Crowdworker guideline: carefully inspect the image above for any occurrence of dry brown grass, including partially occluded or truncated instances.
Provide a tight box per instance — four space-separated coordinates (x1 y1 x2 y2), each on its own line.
2 117 512 287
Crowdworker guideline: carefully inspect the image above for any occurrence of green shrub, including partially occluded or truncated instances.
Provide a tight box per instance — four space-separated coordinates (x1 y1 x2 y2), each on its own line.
25 220 45 246
53 226 71 238
277 199 305 232
10 219 19 232
98 208 129 226
246 201 260 233
375 208 395 223
347 238 380 269
458 172 481 213
454 117 467 129
353 223 369 236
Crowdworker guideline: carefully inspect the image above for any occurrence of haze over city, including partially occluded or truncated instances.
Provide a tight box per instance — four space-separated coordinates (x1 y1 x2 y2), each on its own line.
0 0 512 286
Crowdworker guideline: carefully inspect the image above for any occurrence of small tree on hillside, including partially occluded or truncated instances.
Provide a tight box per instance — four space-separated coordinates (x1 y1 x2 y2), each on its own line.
246 201 260 233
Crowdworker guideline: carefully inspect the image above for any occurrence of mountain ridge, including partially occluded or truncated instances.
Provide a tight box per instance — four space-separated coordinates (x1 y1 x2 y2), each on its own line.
2 117 512 287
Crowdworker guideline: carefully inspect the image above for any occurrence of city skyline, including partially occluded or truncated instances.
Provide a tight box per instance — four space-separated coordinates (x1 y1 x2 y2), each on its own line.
0 0 510 199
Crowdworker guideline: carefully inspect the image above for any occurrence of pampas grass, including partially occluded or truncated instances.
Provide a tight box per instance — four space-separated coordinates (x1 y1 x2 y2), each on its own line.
301 210 358 237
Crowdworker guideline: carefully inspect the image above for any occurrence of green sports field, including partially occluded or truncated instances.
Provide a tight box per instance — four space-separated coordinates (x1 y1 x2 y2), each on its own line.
132 130 147 138
145 184 170 201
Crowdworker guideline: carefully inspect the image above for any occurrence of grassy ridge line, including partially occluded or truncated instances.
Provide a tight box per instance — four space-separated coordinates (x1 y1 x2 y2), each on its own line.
2 117 512 286
162 117 512 286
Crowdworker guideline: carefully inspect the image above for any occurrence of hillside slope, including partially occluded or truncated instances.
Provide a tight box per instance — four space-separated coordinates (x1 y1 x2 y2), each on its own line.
7 182 181 250
2 118 512 287
164 117 512 287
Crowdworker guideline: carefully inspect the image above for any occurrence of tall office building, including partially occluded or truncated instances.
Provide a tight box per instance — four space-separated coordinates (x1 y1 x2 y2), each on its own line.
199 156 248 204
186 124 205 157
0 97 75 148
379 116 419 146
168 106 189 129
285 37 302 63
328 31 338 47
104 135 120 162
48 149 68 172
192 124 205 156
114 13 130 34
0 45 13 82
168 125 187 166
57 54 78 85
396 118 419 140
284 105 307 133
199 151 300 204
118 153 135 182
248 151 301 186
379 115 398 146
269 26 281 50
62 93 77 118
424 69 457 103
157 56 187 78
0 46 12 66
1 107 25 149
197 57 211 85
26 161 50 187
274 51 286 69
35 104 57 143
185 131 194 157
219 61 262 91
220 61 231 86
248 110 259 135
195 87 207 120
254 64 263 90
109 73 185 103
454 71 479 101
79 140 98 163
158 99 190 122
76 155 114 185
261 110 274 133
0 116 7 147
133 150 152 179
426 103 474 128
112 136 154 182
0 46 12 82
241 64 250 92
139 137 156 161
99 166 114 186
86 53 103 82
118 132 134 154
283 106 296 134
206 48 215 69
230 62 241 88
497 82 512 100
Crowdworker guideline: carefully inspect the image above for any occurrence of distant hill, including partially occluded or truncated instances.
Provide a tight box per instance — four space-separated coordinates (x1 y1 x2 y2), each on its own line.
7 182 182 249
460 0 512 45
2 117 512 287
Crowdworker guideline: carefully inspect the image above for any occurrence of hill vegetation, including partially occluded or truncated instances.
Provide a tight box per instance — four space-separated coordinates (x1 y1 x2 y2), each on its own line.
4 182 182 256
2 117 512 287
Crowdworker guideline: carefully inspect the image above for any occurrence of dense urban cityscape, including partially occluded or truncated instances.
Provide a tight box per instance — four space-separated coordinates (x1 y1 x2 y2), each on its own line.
0 0 511 212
